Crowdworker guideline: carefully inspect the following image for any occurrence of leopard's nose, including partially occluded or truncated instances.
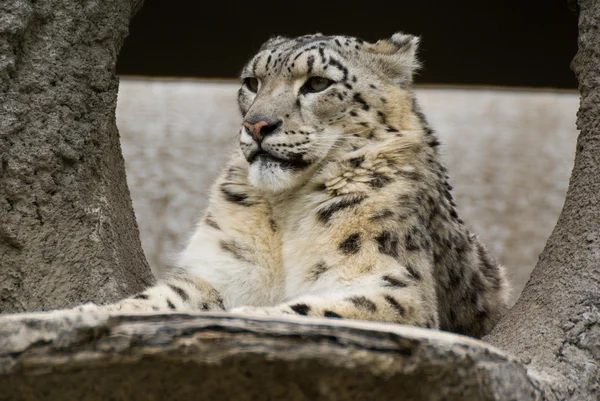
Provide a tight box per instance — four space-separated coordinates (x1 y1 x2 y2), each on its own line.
243 118 282 143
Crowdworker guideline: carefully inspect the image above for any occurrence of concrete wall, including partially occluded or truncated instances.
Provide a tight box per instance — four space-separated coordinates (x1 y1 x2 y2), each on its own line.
116 78 578 305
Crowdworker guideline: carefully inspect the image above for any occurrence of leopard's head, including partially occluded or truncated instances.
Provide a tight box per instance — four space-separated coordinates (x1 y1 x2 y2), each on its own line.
237 32 421 192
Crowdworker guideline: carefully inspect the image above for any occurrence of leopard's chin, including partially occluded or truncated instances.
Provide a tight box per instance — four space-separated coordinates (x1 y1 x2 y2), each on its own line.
247 153 303 193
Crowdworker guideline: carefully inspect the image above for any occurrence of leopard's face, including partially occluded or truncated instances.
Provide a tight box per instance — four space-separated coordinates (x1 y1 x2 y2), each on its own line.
237 33 420 192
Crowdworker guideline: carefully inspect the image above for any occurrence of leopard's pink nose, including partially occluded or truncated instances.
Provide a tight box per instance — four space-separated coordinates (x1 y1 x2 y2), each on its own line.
242 119 282 142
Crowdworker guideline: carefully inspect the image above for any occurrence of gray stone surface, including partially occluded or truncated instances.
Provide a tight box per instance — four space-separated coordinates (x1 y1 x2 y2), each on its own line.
0 0 154 313
0 310 541 401
117 79 578 304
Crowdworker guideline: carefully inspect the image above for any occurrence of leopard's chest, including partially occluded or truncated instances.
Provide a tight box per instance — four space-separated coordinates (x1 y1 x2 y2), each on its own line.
274 197 341 301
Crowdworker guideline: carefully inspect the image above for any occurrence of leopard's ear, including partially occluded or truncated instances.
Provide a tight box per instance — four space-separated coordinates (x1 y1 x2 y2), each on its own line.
364 32 421 85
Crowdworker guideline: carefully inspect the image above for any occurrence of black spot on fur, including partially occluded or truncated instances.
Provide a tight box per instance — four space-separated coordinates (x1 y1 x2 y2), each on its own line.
406 226 430 251
376 231 400 258
369 173 393 189
348 296 377 312
220 240 252 263
477 309 490 319
370 209 394 221
133 293 149 300
225 166 240 180
349 110 358 117
220 185 256 206
386 126 399 133
307 55 315 73
397 193 412 204
384 295 405 317
324 310 342 318
168 284 189 302
477 243 493 269
201 303 210 311
339 233 361 255
327 58 349 81
396 170 422 181
315 182 327 191
466 286 479 305
318 47 326 63
215 295 225 310
382 275 407 288
309 262 330 280
405 230 420 252
290 303 311 315
454 234 470 254
449 308 457 322
353 93 370 111
167 299 176 310
251 57 260 74
411 96 435 136
204 215 220 230
449 263 463 287
348 156 364 167
406 264 422 281
317 196 365 223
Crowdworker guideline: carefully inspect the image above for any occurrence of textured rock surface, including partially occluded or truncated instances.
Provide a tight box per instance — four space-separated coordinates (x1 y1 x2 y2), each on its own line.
485 1 600 399
0 310 540 401
0 0 154 313
117 79 577 303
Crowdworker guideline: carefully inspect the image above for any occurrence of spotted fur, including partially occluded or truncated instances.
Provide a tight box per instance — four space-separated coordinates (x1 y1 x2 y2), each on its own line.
84 32 509 338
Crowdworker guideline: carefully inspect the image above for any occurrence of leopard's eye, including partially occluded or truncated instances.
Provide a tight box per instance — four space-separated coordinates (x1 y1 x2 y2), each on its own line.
301 77 334 94
244 77 259 93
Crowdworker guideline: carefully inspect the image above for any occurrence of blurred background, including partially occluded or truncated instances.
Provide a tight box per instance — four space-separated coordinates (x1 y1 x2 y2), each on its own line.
117 0 577 88
114 0 580 305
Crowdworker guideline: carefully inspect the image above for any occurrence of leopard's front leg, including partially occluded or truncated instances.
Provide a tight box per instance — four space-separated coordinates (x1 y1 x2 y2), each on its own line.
232 266 438 329
77 274 225 313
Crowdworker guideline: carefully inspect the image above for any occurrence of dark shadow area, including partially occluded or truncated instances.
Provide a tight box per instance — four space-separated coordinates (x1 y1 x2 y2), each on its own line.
117 0 578 88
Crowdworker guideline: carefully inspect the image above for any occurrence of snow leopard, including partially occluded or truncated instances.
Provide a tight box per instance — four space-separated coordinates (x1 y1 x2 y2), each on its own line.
79 32 510 338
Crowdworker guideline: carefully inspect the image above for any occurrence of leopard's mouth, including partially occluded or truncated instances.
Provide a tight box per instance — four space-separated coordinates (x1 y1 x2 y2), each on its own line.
247 149 311 170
